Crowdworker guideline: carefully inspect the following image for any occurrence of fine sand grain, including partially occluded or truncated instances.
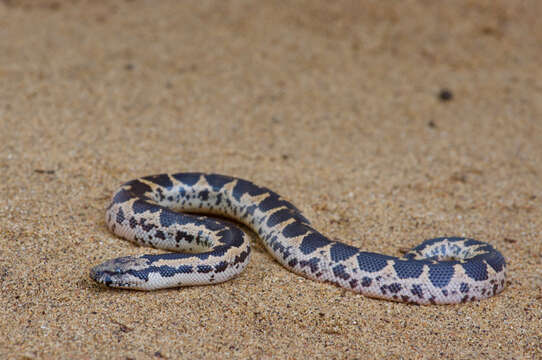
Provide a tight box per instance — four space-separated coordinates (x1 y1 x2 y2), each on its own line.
1 1 541 359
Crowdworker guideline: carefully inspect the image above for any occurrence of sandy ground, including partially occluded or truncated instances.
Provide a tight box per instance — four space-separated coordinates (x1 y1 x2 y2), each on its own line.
1 1 541 359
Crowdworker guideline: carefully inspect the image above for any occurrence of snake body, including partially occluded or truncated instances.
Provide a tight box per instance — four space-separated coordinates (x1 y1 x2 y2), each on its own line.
90 172 506 304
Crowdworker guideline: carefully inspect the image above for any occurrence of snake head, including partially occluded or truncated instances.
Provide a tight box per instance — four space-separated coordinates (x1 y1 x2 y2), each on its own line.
90 256 151 289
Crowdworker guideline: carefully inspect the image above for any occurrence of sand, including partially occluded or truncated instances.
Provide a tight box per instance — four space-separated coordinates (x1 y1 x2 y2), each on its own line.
1 0 541 359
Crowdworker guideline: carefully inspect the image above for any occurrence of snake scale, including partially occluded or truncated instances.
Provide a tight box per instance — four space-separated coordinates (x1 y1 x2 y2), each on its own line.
90 172 507 304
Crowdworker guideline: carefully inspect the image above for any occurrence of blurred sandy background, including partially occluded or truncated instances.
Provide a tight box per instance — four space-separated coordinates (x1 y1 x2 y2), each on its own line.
1 1 541 358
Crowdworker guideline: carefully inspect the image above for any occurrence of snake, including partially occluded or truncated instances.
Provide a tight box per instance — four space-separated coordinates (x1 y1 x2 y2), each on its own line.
90 172 507 304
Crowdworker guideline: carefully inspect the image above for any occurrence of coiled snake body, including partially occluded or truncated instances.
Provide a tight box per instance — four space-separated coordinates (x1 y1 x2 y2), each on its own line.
90 173 506 304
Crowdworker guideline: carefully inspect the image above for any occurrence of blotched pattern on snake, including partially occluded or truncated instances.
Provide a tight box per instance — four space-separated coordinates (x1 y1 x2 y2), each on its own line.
90 173 506 304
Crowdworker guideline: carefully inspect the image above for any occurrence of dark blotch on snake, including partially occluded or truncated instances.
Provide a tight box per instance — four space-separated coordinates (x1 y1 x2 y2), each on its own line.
462 259 488 281
244 204 257 217
258 194 284 212
299 257 320 273
233 248 250 266
356 252 391 273
205 174 234 192
172 173 201 186
387 283 402 293
133 199 161 214
138 218 156 232
411 284 424 298
214 261 228 273
197 265 213 273
232 179 267 202
175 231 194 243
361 276 372 287
282 222 308 238
288 258 298 267
116 207 125 224
124 179 153 198
299 232 332 255
198 190 209 201
159 208 196 228
329 243 359 262
128 264 192 281
332 264 350 280
143 174 173 189
267 209 294 227
271 240 291 260
393 259 425 279
155 187 165 201
112 188 133 204
428 263 455 288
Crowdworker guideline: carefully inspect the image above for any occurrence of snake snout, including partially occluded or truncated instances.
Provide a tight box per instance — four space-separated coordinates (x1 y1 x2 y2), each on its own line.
90 256 149 288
